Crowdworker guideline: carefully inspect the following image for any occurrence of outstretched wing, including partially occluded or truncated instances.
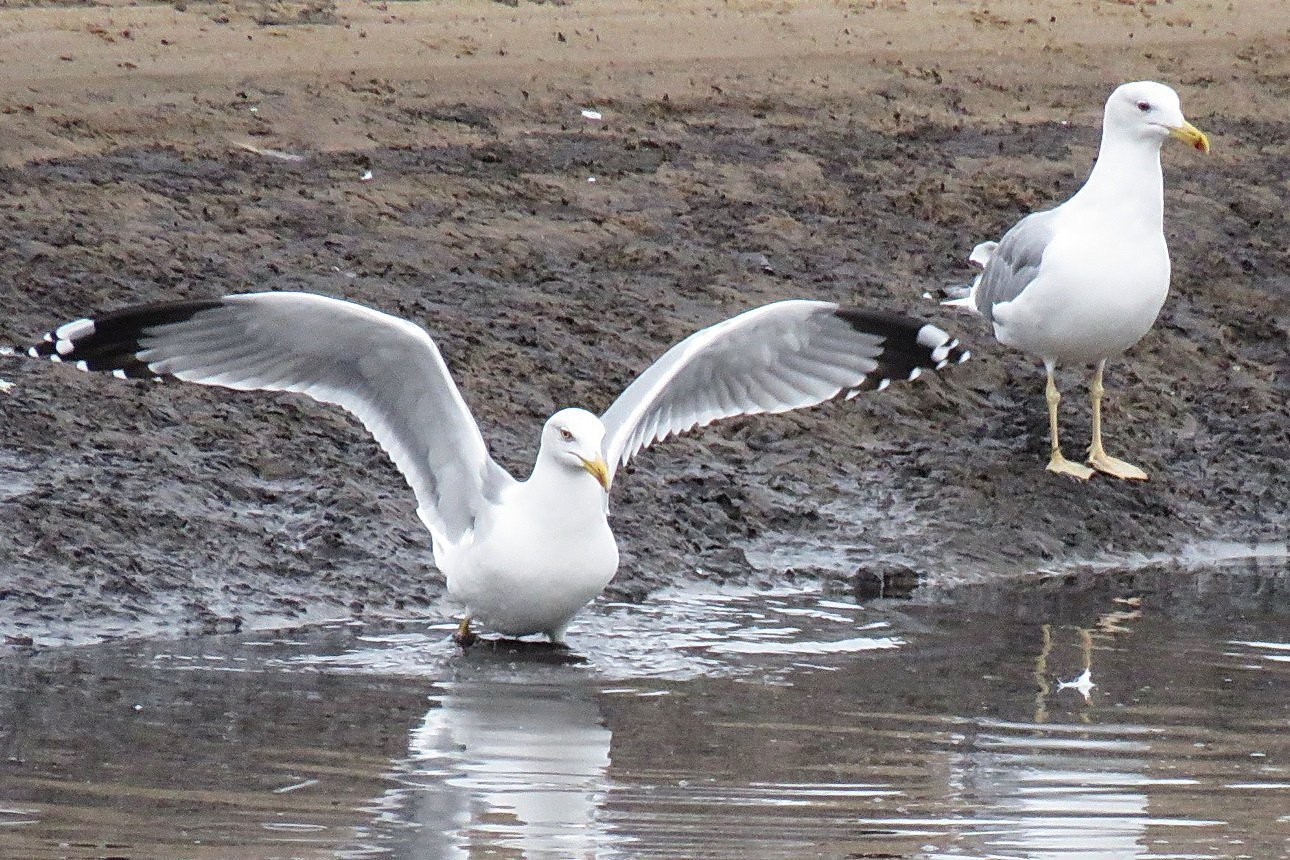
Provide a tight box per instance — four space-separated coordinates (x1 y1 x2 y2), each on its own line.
28 292 513 544
599 299 968 476
974 209 1058 323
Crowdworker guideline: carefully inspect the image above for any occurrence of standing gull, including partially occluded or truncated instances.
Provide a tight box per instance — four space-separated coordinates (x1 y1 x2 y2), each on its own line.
29 293 967 644
951 81 1209 479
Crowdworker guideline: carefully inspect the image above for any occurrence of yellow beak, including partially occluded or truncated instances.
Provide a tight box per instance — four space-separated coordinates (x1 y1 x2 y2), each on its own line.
1169 120 1210 154
580 455 611 492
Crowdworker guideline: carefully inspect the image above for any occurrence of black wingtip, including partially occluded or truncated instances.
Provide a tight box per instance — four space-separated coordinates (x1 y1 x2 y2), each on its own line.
28 299 224 379
833 306 970 395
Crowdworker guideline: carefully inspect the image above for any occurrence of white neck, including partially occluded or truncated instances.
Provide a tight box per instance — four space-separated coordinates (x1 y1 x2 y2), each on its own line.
1069 126 1165 230
521 454 608 528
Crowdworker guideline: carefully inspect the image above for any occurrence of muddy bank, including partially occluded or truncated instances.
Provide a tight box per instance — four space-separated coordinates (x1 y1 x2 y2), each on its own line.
0 0 1285 646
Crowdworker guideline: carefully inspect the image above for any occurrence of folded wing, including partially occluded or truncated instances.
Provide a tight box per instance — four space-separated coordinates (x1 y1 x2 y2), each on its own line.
599 299 968 476
29 292 512 544
974 210 1058 322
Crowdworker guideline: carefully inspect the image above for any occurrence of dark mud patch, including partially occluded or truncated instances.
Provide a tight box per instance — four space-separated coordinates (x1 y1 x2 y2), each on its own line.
0 97 1285 646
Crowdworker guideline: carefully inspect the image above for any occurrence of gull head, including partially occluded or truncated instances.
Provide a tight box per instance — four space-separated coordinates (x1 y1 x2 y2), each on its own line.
1106 81 1210 154
540 408 610 491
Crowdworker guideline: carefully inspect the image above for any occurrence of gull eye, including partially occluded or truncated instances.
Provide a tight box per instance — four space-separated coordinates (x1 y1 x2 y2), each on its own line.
1136 100 1151 112
559 428 574 442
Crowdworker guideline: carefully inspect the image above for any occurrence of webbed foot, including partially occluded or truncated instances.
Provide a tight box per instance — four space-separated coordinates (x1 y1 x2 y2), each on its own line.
1087 448 1148 480
1047 451 1094 480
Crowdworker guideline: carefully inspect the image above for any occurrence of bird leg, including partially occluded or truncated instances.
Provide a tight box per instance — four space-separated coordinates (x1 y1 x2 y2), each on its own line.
452 616 478 649
1086 361 1148 480
1045 365 1094 480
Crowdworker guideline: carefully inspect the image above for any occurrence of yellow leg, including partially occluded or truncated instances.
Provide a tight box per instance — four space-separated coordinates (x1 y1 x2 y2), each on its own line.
1033 623 1052 724
453 616 478 649
1045 364 1094 480
1086 361 1148 480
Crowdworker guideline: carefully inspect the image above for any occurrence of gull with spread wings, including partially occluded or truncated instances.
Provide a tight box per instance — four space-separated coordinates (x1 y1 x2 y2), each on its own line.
29 293 967 644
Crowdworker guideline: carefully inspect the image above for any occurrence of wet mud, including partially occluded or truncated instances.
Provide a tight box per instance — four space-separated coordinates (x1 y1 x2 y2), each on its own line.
0 2 1285 646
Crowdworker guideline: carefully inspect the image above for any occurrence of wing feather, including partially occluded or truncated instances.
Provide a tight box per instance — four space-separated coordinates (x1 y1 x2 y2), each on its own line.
599 300 969 474
974 210 1059 322
30 292 513 544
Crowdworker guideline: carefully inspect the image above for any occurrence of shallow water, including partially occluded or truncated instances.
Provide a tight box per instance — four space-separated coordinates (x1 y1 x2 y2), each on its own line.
0 553 1286 859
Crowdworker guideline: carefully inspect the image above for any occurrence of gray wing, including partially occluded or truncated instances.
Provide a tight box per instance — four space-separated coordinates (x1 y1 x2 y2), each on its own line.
974 209 1058 323
29 292 513 544
600 299 968 476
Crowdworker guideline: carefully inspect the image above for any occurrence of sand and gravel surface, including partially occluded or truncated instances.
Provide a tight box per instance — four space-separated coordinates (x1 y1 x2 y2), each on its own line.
0 0 1285 646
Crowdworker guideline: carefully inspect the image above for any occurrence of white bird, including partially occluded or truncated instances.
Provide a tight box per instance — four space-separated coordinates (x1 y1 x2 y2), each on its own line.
949 81 1210 480
29 292 967 644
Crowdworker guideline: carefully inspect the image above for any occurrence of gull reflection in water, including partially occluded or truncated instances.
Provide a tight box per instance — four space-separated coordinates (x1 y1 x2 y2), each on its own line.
353 676 614 858
941 605 1167 860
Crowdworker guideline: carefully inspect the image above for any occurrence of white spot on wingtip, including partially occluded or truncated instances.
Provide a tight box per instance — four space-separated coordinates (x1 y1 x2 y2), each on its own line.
877 378 891 391
112 369 129 380
42 333 53 343
55 339 75 355
845 389 861 401
916 324 949 349
48 354 62 363
959 350 971 363
26 347 39 358
55 318 95 341
75 360 89 372
908 367 923 381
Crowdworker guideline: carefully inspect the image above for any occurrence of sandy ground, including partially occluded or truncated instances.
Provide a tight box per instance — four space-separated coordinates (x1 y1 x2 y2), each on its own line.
0 0 1285 646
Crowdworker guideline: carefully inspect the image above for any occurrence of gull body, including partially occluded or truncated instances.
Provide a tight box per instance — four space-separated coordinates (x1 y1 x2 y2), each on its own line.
29 294 968 643
436 409 618 641
955 81 1209 479
993 200 1169 364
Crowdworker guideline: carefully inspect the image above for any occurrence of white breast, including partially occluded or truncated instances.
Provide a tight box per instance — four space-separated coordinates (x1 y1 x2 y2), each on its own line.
440 480 619 638
992 211 1171 365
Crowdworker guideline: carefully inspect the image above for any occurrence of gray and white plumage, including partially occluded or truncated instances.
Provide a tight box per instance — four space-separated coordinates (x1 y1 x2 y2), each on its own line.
29 292 968 641
971 212 1057 324
948 81 1209 366
601 302 964 471
942 80 1210 479
940 240 998 308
